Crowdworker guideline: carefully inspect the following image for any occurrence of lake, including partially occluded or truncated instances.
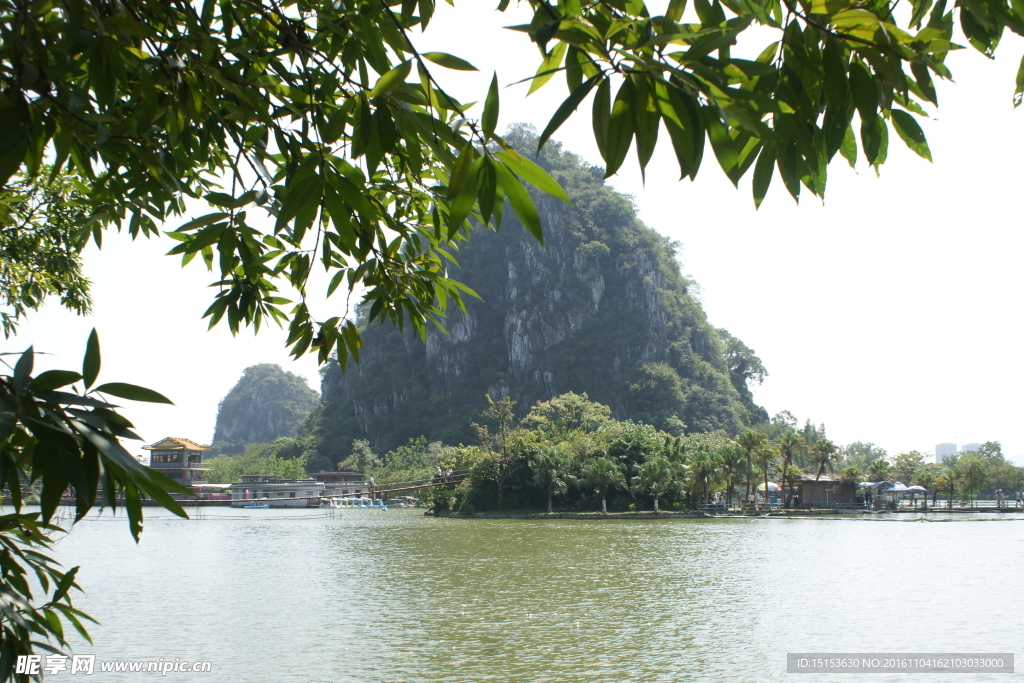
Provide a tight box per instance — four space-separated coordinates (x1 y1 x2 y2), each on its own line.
47 507 1022 682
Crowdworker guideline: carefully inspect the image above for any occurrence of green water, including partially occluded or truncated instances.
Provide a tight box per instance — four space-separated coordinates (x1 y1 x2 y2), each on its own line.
51 507 1023 682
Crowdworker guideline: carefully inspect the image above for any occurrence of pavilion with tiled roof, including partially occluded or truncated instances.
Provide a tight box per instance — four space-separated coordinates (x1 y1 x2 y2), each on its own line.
143 437 211 487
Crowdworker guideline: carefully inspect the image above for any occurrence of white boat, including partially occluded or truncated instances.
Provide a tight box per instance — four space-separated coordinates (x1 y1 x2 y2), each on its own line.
318 497 344 509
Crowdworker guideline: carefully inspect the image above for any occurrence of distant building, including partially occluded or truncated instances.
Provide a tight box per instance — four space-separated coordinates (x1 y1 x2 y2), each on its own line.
143 437 211 487
935 443 957 463
229 475 320 507
962 442 982 454
228 471 373 507
787 474 857 507
313 471 369 499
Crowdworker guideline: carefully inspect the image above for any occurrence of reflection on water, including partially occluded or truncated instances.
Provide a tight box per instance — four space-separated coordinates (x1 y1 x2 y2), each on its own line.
51 508 1023 682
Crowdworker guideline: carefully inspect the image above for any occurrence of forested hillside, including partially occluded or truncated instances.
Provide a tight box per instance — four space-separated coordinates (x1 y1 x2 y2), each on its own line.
307 129 768 464
211 364 319 455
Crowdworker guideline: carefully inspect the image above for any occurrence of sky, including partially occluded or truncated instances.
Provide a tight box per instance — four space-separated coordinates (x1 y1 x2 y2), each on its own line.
7 3 1024 461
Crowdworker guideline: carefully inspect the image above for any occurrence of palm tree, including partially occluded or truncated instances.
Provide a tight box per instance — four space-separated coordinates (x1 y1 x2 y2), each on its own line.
936 466 958 509
528 445 569 513
632 456 676 512
688 448 720 508
754 445 777 510
579 456 625 513
807 438 839 507
914 467 937 510
868 458 891 482
737 430 767 507
777 432 804 509
717 443 745 508
959 454 988 507
840 466 863 507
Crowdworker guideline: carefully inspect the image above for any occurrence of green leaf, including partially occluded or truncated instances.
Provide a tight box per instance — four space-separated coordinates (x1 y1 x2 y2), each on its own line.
421 52 478 71
890 110 932 161
496 150 570 203
14 347 33 392
822 38 848 109
911 62 938 106
752 144 775 208
175 213 229 233
909 0 935 27
477 156 498 225
51 567 80 604
83 329 100 390
592 78 611 161
368 60 412 98
840 124 858 167
482 73 499 136
538 75 600 152
705 109 739 185
1014 54 1024 107
667 0 687 21
630 75 660 180
527 41 567 96
495 161 543 243
32 371 82 391
93 383 174 405
565 46 584 91
447 159 480 236
656 81 704 180
860 114 884 165
447 140 476 200
604 81 635 178
822 100 850 162
810 0 849 12
849 60 877 123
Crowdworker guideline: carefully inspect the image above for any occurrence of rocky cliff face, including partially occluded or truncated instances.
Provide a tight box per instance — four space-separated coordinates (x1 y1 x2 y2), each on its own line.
211 364 319 455
312 131 767 459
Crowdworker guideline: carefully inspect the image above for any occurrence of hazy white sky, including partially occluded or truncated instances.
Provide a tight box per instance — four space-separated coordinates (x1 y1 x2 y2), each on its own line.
8 3 1024 461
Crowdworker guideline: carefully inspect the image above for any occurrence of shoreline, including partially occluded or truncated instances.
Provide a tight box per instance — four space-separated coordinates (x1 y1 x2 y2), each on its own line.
429 507 1024 519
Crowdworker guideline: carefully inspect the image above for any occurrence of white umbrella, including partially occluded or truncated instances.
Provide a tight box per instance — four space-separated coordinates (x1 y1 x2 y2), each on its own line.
887 483 909 493
906 485 927 492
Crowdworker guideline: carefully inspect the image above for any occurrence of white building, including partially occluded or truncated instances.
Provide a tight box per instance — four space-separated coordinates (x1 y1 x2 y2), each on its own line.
961 442 982 454
230 475 321 507
934 443 957 463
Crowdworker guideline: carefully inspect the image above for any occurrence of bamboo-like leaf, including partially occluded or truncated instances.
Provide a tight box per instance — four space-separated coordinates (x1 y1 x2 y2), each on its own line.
752 144 776 208
538 75 600 152
1014 54 1024 107
527 41 567 95
592 78 611 161
93 383 174 405
604 81 635 178
82 330 100 390
447 140 476 200
496 150 570 203
422 52 478 71
482 73 499 135
368 60 412 98
495 161 543 243
705 109 739 185
32 371 82 391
